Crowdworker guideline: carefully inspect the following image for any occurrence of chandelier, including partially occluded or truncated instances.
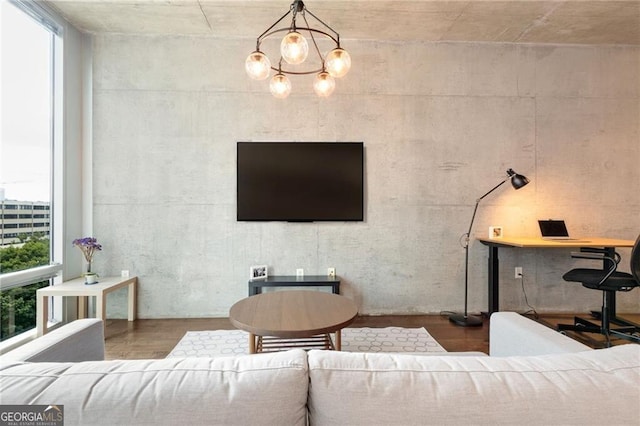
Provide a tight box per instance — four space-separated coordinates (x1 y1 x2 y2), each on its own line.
245 0 351 99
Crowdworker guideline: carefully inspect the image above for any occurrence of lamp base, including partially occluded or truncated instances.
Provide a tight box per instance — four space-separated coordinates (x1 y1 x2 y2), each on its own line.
449 313 483 327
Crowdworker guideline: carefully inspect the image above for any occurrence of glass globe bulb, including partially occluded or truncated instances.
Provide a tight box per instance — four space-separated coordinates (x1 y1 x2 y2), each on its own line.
245 51 271 80
325 48 351 78
269 73 292 99
281 31 309 65
313 71 335 97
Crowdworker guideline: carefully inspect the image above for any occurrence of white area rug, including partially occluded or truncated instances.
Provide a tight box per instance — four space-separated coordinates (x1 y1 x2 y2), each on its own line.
167 327 446 358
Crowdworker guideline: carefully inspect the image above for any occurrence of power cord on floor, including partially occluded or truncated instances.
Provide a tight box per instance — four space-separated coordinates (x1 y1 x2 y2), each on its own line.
518 272 539 319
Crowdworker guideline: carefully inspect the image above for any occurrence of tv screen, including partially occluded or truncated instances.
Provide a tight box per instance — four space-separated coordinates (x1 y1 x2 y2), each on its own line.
237 142 364 222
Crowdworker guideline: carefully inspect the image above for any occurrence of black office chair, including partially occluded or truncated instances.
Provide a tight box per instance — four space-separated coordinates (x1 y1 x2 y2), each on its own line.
557 234 640 346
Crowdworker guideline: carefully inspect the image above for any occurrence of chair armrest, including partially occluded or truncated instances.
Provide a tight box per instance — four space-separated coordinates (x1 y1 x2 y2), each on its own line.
569 249 620 287
573 247 620 263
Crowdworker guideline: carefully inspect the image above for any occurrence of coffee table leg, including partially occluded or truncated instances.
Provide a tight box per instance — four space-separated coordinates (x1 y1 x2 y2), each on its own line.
335 330 341 351
249 333 256 354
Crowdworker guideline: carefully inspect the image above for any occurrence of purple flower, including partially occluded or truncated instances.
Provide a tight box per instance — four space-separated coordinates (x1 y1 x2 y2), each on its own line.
72 237 102 263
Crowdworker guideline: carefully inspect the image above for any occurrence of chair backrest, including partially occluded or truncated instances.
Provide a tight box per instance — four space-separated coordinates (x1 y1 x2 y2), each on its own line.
631 234 640 284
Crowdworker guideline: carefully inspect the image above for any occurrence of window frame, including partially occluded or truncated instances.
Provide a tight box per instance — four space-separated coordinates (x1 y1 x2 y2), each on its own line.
0 0 65 348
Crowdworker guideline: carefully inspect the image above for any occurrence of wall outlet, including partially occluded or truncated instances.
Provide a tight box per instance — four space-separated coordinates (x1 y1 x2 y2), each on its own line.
296 268 304 277
515 267 523 278
328 267 336 278
121 270 130 278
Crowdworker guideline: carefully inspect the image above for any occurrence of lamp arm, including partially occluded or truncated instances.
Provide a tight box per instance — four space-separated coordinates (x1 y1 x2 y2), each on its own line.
477 177 510 203
463 177 510 247
464 201 481 246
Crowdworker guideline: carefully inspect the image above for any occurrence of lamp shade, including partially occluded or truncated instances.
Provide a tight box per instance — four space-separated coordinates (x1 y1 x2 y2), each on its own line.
245 51 271 80
281 31 309 65
325 48 351 78
270 73 292 98
507 169 530 189
313 71 335 97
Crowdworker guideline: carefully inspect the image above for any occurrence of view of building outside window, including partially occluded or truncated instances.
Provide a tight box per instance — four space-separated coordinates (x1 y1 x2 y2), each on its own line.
1 1 54 341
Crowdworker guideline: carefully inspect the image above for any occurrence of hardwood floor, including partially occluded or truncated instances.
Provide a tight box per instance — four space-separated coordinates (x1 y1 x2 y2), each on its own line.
103 312 639 360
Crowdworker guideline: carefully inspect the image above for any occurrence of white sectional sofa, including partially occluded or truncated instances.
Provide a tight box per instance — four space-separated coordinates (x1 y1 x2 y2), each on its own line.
1 312 639 425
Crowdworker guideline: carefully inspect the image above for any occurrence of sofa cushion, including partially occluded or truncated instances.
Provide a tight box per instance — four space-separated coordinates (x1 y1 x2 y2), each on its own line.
307 345 640 425
0 349 309 426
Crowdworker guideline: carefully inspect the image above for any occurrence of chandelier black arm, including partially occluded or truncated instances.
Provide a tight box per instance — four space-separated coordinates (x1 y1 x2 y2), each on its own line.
255 7 294 50
263 25 339 75
303 7 341 45
269 66 325 75
272 51 321 75
258 27 339 47
302 13 324 69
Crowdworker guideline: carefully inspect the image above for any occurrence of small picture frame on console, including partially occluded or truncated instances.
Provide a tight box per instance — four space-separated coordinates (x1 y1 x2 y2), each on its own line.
250 265 268 281
489 226 503 239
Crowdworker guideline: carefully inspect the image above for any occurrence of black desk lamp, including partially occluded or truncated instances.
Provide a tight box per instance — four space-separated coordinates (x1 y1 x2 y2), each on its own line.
449 168 530 327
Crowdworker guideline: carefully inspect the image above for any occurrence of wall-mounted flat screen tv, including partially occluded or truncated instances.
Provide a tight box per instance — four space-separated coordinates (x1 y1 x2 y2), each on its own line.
237 142 364 222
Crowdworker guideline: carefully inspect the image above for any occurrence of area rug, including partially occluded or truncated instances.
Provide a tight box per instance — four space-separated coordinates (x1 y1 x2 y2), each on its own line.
167 327 446 358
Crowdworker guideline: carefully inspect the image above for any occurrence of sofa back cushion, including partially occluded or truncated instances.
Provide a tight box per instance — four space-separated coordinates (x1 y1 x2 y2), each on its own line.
0 319 105 363
308 345 640 425
0 349 309 426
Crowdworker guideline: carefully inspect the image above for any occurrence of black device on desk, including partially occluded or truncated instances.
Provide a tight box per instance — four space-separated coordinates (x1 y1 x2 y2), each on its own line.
538 219 591 243
538 219 573 239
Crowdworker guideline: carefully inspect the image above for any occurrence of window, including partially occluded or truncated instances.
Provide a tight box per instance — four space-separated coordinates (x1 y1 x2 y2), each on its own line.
0 0 62 342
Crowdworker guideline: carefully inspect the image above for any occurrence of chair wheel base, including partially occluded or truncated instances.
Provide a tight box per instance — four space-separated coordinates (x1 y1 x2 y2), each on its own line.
557 315 640 345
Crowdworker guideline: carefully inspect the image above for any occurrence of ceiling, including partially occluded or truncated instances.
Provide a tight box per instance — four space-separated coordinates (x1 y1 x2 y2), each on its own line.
45 0 640 45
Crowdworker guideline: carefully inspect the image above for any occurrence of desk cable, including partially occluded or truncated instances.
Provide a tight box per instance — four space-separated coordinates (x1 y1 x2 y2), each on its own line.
518 272 539 319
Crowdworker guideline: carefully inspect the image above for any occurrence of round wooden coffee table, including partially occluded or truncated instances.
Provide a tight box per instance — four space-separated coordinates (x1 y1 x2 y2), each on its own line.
229 290 358 353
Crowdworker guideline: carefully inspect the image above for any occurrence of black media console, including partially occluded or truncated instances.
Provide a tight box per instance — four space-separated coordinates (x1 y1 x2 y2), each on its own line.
248 275 340 296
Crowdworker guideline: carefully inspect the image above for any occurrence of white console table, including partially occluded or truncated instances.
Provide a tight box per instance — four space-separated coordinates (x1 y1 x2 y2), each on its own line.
36 276 137 336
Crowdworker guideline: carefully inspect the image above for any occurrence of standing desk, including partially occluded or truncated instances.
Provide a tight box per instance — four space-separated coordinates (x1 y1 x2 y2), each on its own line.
476 237 635 316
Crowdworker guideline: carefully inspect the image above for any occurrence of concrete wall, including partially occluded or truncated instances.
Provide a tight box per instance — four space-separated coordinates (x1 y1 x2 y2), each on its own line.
91 34 640 318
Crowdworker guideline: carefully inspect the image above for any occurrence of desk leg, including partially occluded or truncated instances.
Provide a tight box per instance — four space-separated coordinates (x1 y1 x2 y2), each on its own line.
96 293 106 327
487 245 500 315
335 330 341 351
78 296 88 319
249 333 256 354
36 294 48 337
128 282 137 321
